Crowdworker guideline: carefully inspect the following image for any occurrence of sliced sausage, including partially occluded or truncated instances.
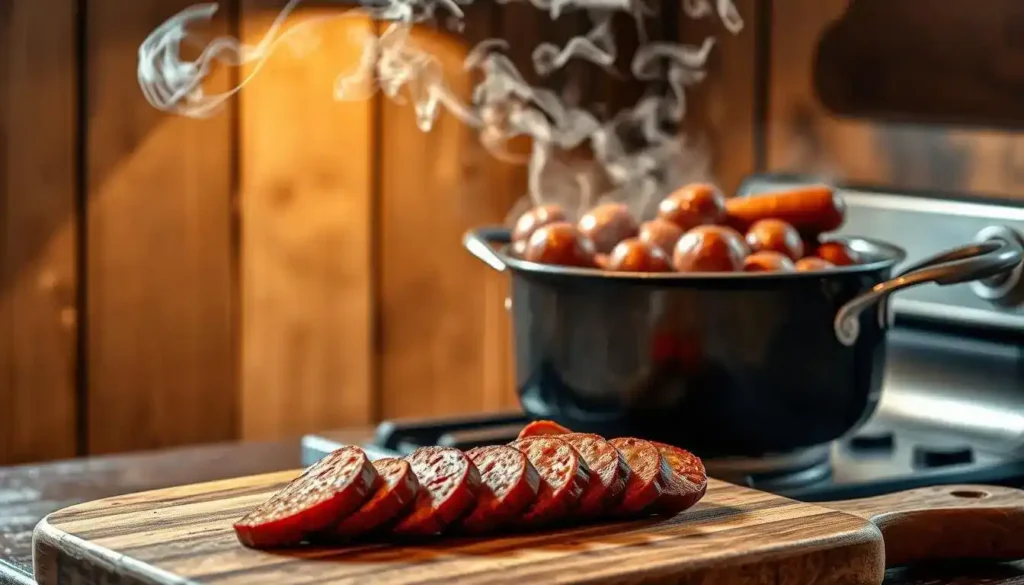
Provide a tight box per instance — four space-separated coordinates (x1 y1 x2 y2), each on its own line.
459 446 541 534
509 436 591 526
650 441 708 516
725 186 846 235
234 446 378 548
813 241 861 266
517 420 573 439
333 458 419 537
561 433 631 517
607 437 672 516
392 447 481 536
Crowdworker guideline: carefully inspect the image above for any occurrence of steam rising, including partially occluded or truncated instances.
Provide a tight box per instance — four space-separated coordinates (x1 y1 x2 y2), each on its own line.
138 0 742 218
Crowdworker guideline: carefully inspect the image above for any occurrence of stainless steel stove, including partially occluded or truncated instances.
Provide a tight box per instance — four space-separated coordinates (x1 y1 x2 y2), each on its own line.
304 177 1024 503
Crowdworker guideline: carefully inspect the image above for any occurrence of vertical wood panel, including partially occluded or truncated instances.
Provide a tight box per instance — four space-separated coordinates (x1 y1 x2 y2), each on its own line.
379 7 520 419
0 0 79 463
86 1 237 453
681 0 759 194
239 3 375 438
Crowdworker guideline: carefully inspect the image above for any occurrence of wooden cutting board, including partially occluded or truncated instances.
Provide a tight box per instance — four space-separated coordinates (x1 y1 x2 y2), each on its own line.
32 470 1024 585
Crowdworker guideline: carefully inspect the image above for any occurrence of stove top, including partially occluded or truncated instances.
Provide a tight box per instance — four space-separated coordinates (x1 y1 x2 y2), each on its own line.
302 409 1024 503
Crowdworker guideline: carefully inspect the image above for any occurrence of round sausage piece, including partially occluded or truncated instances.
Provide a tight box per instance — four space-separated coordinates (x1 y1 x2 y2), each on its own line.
658 184 727 231
459 446 541 534
509 436 591 526
561 433 631 517
607 437 672 516
606 238 672 273
745 219 804 260
524 222 597 268
333 457 419 537
673 225 750 273
639 218 685 257
578 203 639 254
392 447 481 536
814 241 861 266
513 204 567 244
744 251 796 273
234 446 378 548
649 441 708 516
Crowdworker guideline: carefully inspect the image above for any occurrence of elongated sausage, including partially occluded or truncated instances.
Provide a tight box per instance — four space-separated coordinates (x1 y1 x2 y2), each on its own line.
333 458 419 537
725 186 846 235
517 420 573 439
392 447 481 536
561 433 631 517
459 445 541 534
649 441 708 516
509 436 591 525
607 437 672 516
234 446 378 548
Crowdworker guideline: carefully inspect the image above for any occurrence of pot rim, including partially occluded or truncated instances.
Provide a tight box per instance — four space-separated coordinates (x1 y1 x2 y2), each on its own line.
496 234 908 284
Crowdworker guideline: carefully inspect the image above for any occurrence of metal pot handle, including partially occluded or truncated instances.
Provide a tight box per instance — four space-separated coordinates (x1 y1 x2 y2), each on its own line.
834 238 1023 346
463 226 513 273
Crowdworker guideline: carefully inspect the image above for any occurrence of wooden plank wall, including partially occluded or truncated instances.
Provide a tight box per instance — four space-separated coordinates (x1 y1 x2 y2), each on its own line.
85 0 238 455
0 0 79 463
238 2 376 438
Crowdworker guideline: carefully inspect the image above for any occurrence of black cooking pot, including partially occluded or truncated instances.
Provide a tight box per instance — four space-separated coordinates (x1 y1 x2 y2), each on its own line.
464 226 1023 458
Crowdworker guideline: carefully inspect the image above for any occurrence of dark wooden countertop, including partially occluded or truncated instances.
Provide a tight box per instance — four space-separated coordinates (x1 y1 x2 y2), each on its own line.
2 432 1024 585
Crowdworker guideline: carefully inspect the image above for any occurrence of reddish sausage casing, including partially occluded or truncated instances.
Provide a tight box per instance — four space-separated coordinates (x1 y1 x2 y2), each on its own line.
333 457 419 537
606 238 672 273
724 186 846 235
744 251 796 273
510 436 591 525
512 204 567 244
745 219 804 260
608 437 673 516
658 183 727 231
562 433 631 517
578 203 639 254
673 226 749 273
650 441 707 516
234 446 379 548
814 241 861 266
518 420 573 439
392 447 481 536
459 446 541 534
524 222 597 268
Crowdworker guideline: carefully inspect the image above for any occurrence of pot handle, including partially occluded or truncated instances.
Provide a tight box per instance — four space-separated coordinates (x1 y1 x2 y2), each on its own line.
463 226 513 273
834 238 1023 346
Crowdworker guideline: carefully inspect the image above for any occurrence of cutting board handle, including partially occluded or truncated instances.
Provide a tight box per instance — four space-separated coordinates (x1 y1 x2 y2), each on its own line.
828 484 1024 567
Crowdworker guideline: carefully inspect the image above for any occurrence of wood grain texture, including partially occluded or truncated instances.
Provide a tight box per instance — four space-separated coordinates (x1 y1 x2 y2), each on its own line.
85 0 236 454
379 14 521 420
766 0 1024 199
33 474 884 585
0 0 79 464
680 0 759 195
239 2 375 438
830 485 1024 568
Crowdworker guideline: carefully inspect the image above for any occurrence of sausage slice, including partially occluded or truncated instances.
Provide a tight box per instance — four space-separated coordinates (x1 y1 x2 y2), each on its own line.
561 433 631 517
509 436 591 526
333 457 419 537
650 441 708 516
392 447 481 536
234 446 378 548
459 445 541 534
517 420 573 439
607 437 672 516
